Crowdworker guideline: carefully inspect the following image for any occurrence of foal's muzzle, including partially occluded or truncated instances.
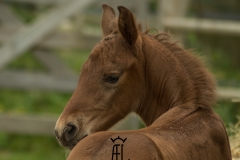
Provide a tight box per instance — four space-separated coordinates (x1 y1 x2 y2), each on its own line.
55 123 79 149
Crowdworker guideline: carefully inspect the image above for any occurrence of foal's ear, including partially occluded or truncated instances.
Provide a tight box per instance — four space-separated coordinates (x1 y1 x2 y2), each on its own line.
118 6 138 45
102 4 116 36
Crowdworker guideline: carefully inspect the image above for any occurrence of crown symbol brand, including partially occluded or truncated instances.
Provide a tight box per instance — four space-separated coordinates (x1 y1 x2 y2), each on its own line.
110 136 127 143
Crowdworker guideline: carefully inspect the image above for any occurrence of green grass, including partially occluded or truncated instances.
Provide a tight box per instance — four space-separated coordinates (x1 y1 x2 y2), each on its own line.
0 133 66 160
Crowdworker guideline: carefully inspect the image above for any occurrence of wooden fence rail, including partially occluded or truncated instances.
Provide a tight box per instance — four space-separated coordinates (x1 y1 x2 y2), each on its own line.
0 114 57 135
164 17 240 35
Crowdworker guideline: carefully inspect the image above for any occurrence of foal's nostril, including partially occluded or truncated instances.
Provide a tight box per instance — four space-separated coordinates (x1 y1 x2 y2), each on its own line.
63 124 78 141
55 130 60 140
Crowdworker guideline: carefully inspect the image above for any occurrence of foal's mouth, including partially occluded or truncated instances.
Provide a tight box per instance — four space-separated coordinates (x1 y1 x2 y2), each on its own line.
66 134 89 150
80 134 88 142
56 133 89 150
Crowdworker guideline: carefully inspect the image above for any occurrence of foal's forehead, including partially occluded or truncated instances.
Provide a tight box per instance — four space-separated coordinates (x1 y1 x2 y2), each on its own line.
89 34 123 60
81 34 130 73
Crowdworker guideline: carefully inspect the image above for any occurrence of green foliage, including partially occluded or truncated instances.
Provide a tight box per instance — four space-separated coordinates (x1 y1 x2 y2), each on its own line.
210 49 240 83
148 0 158 14
56 49 90 72
11 5 35 23
185 33 240 85
7 52 46 71
0 133 65 160
214 101 240 125
0 90 71 114
10 4 45 23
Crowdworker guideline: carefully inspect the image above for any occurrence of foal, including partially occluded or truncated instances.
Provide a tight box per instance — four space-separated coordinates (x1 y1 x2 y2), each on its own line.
55 4 231 160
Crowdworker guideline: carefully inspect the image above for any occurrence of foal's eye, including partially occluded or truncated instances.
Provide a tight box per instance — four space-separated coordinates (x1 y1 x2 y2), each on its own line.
105 75 120 84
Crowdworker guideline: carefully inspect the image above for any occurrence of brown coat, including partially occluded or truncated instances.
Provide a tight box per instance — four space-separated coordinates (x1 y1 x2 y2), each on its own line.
55 4 232 160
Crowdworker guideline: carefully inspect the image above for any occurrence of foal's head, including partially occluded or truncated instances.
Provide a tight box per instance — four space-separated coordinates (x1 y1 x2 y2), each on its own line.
55 4 145 149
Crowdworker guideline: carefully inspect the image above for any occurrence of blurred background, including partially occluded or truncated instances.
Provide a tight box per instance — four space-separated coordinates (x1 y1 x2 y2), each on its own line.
0 0 239 159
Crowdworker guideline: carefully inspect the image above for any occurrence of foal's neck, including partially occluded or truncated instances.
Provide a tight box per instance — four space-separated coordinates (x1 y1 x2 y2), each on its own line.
136 34 216 126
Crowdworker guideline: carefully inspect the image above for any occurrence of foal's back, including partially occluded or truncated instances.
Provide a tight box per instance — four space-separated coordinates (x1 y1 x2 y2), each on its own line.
68 106 231 160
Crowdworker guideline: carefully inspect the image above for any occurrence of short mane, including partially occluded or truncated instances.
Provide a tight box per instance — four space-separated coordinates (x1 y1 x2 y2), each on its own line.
142 30 216 109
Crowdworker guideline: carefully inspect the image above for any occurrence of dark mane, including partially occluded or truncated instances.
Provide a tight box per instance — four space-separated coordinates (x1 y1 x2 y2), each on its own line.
149 32 181 52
